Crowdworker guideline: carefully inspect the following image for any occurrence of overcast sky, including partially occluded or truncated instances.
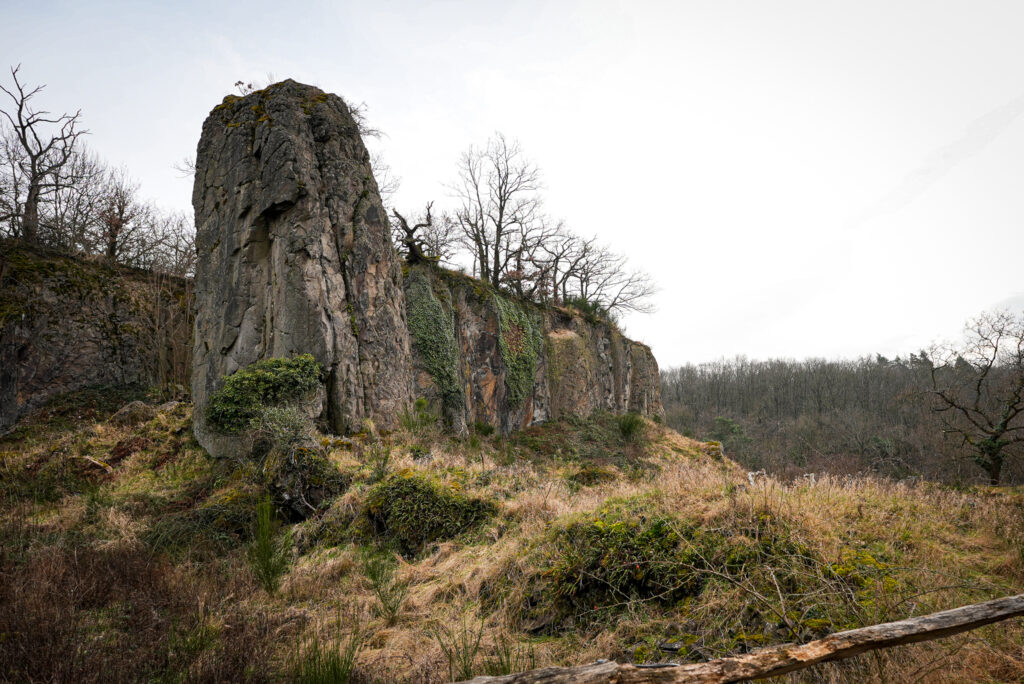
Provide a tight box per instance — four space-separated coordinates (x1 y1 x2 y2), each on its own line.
4 0 1023 367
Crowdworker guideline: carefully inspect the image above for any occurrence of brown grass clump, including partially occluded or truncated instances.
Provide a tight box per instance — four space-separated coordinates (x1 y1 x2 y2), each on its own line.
1 397 1023 682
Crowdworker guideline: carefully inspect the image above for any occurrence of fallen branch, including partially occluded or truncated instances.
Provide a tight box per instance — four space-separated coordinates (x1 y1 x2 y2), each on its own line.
464 593 1024 683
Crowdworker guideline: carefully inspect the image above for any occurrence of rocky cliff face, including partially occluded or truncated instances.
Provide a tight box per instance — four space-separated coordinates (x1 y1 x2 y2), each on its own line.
405 266 663 434
190 80 412 457
0 243 192 432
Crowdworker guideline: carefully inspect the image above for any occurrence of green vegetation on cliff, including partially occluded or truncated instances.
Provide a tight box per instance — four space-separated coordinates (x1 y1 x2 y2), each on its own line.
493 293 543 408
405 268 463 414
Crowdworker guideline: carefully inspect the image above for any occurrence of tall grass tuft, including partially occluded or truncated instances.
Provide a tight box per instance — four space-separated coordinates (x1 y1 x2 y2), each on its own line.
362 551 409 625
430 612 484 682
366 440 392 483
484 633 535 676
288 606 364 684
247 495 291 595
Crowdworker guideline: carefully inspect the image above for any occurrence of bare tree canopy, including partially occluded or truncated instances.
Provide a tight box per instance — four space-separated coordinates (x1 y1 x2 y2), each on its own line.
430 132 657 320
449 132 544 289
0 65 196 277
928 309 1024 484
0 65 86 243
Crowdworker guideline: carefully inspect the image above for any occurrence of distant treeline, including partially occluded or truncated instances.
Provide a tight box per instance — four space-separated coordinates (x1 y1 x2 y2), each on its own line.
660 354 1023 485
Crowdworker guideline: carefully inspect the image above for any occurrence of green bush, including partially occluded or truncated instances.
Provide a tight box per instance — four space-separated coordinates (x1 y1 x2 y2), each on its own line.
206 355 321 433
363 473 497 556
617 412 645 443
472 420 495 437
514 497 823 634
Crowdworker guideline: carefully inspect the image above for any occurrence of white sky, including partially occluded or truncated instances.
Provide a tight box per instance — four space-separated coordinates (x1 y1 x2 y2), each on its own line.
4 0 1023 367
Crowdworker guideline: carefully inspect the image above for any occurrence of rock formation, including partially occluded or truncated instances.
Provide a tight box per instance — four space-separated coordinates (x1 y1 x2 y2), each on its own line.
190 80 411 457
0 243 192 433
405 266 664 434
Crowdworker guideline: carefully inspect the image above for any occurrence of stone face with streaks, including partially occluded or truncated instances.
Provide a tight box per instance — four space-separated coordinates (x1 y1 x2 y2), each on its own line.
404 266 664 435
190 80 411 456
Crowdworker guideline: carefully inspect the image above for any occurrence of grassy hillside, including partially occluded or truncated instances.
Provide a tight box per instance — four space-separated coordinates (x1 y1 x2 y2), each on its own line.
1 390 1022 682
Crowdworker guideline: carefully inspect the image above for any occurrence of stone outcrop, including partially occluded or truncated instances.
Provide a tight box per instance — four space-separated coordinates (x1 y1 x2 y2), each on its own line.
405 266 663 434
0 243 192 433
191 80 412 457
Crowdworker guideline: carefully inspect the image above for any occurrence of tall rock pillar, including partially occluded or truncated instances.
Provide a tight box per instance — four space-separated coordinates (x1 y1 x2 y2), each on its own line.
191 80 411 456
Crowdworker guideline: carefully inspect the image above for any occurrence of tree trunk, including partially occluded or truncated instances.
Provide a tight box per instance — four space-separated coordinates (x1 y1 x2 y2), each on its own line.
988 454 1003 485
22 182 39 242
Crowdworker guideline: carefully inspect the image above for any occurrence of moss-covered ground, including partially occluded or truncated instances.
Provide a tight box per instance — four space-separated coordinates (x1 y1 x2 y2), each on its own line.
1 391 1022 682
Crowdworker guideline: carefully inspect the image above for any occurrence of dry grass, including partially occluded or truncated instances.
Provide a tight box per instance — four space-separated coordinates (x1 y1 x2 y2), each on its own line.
1 400 1022 682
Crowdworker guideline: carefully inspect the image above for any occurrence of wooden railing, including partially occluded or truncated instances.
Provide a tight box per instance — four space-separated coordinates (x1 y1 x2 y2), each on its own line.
464 594 1024 683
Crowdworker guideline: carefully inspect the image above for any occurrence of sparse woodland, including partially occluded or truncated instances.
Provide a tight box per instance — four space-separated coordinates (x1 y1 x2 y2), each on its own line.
661 309 1024 486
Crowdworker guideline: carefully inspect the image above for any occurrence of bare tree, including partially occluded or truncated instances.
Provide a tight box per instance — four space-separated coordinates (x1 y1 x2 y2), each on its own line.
0 65 86 243
928 310 1024 484
370 150 400 205
42 146 105 252
93 167 156 265
449 133 543 288
391 201 458 265
148 209 196 277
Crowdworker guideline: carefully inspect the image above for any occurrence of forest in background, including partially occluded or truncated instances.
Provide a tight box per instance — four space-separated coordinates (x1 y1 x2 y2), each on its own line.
661 311 1024 486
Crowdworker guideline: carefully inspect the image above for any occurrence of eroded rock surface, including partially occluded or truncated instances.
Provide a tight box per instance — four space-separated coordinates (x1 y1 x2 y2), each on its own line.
405 266 664 434
0 243 192 433
191 80 412 456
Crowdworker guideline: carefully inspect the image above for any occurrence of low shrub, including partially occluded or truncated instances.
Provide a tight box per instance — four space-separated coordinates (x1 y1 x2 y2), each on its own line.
363 473 497 556
206 355 321 433
262 445 349 521
617 412 646 443
145 480 262 555
509 496 858 643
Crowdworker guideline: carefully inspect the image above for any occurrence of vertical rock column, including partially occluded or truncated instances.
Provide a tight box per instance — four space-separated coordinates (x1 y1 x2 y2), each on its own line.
191 80 411 456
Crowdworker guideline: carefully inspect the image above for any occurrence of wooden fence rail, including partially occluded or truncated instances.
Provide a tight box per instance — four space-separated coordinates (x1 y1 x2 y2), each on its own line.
464 593 1024 683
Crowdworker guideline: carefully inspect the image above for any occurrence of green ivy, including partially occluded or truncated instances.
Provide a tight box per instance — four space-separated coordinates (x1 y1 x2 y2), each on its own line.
405 269 463 415
206 354 322 433
493 294 543 408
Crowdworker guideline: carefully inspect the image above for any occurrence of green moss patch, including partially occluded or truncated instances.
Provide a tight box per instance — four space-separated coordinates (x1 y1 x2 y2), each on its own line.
493 294 543 408
205 355 322 433
362 472 496 556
